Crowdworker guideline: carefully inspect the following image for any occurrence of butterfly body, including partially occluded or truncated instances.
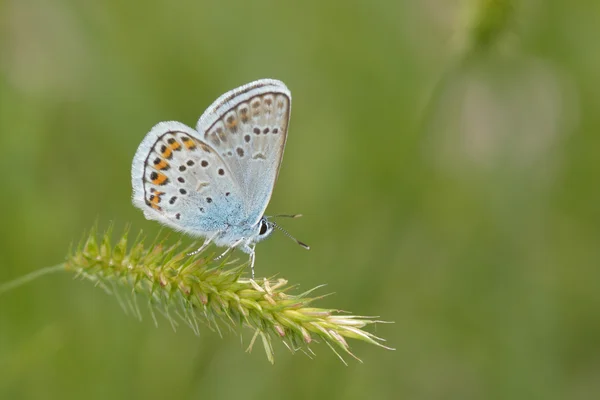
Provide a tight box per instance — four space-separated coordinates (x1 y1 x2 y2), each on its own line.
131 79 290 265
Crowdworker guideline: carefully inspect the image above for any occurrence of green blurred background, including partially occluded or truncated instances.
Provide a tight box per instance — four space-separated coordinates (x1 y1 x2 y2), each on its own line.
1 1 599 399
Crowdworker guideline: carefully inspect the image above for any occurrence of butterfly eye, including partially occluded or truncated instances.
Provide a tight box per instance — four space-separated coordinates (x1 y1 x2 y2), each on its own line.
259 220 269 235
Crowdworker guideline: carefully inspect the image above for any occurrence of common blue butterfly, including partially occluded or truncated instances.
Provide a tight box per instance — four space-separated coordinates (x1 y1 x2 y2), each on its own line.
131 79 307 276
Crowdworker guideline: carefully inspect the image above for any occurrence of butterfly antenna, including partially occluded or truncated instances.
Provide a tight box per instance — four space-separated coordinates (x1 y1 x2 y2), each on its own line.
272 222 310 250
270 214 303 219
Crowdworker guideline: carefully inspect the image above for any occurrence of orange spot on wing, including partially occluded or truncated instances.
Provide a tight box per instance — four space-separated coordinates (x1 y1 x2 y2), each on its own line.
181 136 197 150
145 197 162 211
162 147 172 159
170 141 181 151
152 173 168 185
155 159 169 170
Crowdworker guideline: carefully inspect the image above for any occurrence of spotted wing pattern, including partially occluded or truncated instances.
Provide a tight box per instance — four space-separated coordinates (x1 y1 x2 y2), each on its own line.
131 121 243 237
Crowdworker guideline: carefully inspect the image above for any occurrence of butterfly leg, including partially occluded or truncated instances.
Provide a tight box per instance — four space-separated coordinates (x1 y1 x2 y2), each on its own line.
214 237 245 261
239 243 256 278
188 231 221 256
249 247 256 278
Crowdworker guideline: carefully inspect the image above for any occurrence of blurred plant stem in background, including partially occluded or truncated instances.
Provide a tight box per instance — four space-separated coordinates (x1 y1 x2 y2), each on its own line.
424 0 572 179
420 0 516 137
0 265 64 296
463 0 515 53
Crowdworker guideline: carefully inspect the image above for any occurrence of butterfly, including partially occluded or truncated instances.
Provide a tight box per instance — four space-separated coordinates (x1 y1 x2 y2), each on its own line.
131 79 308 276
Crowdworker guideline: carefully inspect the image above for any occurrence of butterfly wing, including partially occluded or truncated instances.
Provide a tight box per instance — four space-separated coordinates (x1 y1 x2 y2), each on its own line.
131 121 245 238
195 79 291 226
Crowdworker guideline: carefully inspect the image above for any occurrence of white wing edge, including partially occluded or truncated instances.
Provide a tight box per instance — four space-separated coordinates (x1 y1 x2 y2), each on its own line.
195 78 291 133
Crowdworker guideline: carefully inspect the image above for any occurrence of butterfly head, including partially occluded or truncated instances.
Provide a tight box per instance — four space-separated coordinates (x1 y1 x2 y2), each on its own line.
253 216 275 244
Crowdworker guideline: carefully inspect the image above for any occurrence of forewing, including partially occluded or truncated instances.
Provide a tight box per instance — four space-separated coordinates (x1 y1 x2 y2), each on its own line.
131 121 243 237
195 79 291 225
